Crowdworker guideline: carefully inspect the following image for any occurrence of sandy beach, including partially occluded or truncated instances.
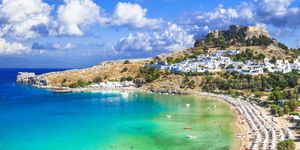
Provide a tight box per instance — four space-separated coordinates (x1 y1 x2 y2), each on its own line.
199 92 295 150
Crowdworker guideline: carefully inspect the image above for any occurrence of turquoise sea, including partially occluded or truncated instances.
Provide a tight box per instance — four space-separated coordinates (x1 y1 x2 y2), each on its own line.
0 69 236 150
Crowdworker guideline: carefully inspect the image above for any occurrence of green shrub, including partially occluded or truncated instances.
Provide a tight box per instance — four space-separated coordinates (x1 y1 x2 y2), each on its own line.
284 105 290 114
277 139 295 150
288 99 298 111
69 80 90 88
121 67 128 73
124 60 130 64
139 66 160 83
120 76 133 82
289 112 299 116
270 105 280 115
93 76 103 83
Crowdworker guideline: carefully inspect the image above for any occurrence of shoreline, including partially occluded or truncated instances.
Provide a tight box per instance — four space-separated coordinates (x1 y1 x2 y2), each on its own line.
199 93 250 149
200 92 296 149
199 95 249 150
31 85 296 149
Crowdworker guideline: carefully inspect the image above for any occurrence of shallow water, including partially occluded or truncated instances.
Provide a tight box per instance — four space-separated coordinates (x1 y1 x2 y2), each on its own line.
0 69 236 150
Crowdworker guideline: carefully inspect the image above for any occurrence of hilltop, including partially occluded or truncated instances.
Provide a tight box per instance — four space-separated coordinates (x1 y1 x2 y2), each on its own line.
166 25 298 62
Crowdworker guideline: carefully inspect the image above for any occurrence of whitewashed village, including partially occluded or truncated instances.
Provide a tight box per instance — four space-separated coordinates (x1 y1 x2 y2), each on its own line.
151 50 300 76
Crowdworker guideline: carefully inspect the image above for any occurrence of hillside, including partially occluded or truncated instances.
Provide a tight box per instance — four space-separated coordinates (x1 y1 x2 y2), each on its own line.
37 25 300 97
41 59 151 87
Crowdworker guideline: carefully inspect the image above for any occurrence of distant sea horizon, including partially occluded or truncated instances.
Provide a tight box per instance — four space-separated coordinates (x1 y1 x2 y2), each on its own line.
0 68 236 150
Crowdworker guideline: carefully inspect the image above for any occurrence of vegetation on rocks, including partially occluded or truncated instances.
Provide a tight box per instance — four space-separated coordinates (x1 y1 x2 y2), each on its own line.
276 139 296 150
123 60 130 64
199 70 300 115
201 71 299 93
92 76 103 83
120 76 133 82
138 66 160 83
121 67 128 73
69 80 91 88
230 49 265 62
180 75 195 89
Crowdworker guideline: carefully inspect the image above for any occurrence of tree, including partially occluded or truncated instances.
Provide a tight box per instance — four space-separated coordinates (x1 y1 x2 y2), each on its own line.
284 105 290 114
288 99 298 111
124 60 130 64
270 105 279 115
120 76 133 82
93 76 103 83
121 67 128 73
270 56 277 63
285 73 298 88
61 79 68 87
188 80 195 89
278 108 284 116
226 64 235 69
62 79 67 83
180 75 196 89
269 88 284 104
139 67 160 83
256 53 266 61
284 90 296 99
69 80 90 88
277 139 296 150
166 57 174 64
204 70 210 76
278 42 289 51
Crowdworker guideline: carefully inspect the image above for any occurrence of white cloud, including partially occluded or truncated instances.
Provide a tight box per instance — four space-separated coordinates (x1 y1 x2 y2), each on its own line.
180 0 300 37
52 43 75 50
53 0 102 36
116 33 153 51
115 23 194 52
254 0 300 27
0 38 30 55
0 0 164 38
0 0 51 39
109 2 163 29
255 0 292 17
297 40 300 48
186 4 256 35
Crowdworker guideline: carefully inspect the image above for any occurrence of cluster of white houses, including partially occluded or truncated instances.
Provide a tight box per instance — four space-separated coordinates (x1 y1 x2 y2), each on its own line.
89 81 136 89
152 50 300 75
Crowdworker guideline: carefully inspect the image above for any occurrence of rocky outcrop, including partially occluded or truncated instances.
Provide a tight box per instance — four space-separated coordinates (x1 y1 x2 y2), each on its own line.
194 25 271 48
16 72 47 86
148 87 195 95
210 25 269 40
228 25 269 39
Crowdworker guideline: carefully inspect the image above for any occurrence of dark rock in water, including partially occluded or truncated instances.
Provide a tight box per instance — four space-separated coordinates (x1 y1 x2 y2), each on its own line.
149 88 191 95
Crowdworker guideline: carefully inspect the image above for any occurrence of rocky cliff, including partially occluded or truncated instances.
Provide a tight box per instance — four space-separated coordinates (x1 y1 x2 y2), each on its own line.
16 72 47 86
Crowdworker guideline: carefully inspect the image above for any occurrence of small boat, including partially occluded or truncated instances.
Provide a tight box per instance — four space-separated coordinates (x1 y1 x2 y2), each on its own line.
121 92 129 98
184 126 192 130
186 104 190 107
187 134 197 139
166 115 172 119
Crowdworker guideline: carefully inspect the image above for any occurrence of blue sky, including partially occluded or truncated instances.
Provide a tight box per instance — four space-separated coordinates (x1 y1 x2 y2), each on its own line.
0 0 300 68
